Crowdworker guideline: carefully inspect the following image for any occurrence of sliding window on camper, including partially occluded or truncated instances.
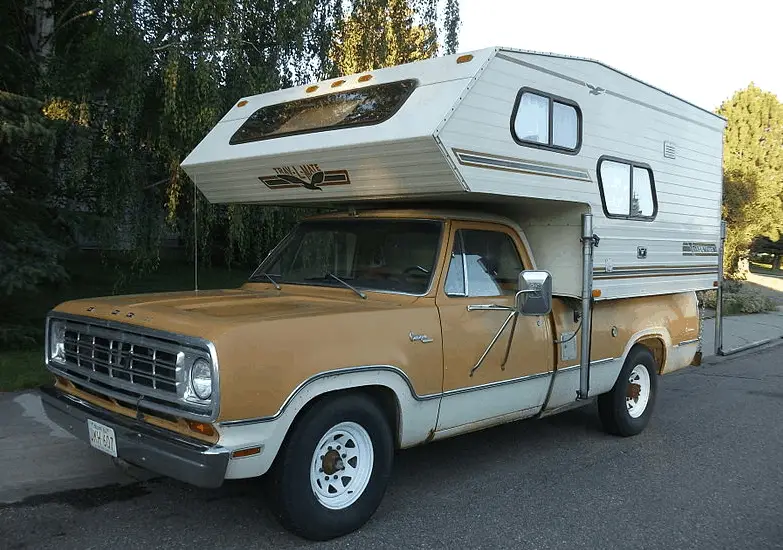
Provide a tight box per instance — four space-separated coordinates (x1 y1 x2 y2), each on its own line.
229 79 418 145
597 156 658 221
511 88 582 154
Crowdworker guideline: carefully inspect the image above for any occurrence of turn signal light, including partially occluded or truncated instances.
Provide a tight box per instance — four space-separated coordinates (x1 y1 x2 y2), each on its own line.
187 421 215 437
331 79 346 88
236 100 248 108
358 74 373 82
232 447 261 459
592 289 602 298
456 54 474 64
305 85 318 93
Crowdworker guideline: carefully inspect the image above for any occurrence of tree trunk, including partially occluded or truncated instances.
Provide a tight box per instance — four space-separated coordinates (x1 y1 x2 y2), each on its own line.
27 0 54 71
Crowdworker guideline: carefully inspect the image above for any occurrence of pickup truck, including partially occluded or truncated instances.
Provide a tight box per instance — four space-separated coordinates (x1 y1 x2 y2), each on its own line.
41 208 699 540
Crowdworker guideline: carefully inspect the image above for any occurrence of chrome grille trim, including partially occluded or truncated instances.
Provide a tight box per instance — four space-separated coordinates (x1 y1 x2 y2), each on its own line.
45 313 220 422
63 328 181 393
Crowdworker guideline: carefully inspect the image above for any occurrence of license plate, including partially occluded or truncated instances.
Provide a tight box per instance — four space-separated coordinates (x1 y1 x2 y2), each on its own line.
87 419 118 457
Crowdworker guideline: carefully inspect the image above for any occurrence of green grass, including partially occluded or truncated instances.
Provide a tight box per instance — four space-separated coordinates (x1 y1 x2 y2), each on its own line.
0 350 53 392
0 252 249 391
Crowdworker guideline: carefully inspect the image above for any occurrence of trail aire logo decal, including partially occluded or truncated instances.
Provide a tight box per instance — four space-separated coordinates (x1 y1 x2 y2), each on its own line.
259 164 351 191
682 242 718 256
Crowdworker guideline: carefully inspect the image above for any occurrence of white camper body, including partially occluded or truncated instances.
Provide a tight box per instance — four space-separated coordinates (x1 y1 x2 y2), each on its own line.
182 47 725 300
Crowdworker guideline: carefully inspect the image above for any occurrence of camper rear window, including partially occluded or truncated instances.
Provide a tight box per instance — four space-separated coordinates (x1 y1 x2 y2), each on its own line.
511 88 582 154
597 156 657 220
229 79 417 145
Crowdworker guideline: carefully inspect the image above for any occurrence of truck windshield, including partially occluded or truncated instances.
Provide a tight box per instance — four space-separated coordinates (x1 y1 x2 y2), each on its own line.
250 219 443 295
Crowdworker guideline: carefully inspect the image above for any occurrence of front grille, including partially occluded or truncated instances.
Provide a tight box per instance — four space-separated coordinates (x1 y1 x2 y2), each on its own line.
64 330 179 394
49 318 214 419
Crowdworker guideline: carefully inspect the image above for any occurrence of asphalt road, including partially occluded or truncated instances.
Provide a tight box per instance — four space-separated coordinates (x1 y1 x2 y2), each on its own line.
2 346 782 550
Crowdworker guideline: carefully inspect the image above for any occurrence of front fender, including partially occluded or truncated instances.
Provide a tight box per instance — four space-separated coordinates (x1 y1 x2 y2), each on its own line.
216 366 440 480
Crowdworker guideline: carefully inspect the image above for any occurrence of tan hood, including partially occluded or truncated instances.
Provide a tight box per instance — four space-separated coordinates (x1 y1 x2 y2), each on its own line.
52 286 407 339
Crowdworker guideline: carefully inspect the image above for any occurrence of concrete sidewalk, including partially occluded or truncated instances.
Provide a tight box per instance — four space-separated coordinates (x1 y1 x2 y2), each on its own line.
2 310 783 505
0 391 140 504
701 308 783 355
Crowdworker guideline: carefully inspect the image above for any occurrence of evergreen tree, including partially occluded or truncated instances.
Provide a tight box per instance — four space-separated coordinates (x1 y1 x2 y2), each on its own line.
717 84 783 277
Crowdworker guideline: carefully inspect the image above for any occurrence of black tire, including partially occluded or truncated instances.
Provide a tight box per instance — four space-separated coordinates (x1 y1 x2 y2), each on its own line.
267 393 394 541
598 346 658 437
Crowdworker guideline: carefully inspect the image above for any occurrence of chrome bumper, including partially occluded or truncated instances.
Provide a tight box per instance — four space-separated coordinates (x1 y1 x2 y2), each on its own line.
39 385 230 488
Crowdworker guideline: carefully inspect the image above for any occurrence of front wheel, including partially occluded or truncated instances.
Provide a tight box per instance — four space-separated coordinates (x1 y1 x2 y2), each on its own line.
267 393 394 541
598 346 658 436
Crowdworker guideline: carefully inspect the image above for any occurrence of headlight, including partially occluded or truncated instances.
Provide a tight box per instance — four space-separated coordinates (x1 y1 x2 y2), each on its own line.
190 358 212 400
49 320 66 364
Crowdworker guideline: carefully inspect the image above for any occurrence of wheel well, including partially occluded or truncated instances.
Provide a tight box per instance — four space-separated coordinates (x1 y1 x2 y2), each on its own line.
634 337 666 374
285 385 402 448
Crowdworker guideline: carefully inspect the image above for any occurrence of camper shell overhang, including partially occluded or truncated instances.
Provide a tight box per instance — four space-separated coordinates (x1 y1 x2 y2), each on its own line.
181 47 725 301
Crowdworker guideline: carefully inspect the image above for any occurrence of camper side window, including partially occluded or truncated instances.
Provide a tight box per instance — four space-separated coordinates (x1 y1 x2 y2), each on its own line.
511 88 581 154
597 157 657 220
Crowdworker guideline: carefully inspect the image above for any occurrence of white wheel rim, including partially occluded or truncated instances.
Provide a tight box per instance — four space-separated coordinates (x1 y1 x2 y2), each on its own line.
626 364 651 418
309 421 374 510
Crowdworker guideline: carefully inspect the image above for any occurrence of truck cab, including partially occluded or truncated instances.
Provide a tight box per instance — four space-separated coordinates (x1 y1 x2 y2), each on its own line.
41 208 699 540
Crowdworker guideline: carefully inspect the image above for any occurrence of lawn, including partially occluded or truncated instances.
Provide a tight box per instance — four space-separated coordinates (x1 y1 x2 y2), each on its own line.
0 350 52 392
0 252 250 392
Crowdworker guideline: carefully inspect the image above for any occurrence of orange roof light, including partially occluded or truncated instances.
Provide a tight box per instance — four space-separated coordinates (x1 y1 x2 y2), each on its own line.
305 85 318 93
236 100 248 108
456 54 474 64
591 289 602 298
331 79 346 88
358 74 373 83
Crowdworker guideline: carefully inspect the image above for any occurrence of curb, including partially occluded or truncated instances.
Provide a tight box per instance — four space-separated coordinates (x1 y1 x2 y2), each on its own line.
701 338 783 365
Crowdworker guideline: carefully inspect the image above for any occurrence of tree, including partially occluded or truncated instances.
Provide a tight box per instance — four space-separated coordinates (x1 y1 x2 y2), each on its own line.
331 0 460 75
0 91 68 297
0 0 462 293
717 84 783 277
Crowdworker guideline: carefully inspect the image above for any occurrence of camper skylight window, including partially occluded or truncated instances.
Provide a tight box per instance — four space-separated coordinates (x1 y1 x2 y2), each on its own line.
597 156 657 220
229 79 417 145
511 88 581 154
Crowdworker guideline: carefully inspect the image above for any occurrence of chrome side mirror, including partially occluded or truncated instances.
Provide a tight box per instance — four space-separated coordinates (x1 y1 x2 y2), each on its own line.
516 270 553 316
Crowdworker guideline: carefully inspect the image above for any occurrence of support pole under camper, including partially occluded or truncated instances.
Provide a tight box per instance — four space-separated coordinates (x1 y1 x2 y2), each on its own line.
578 214 595 400
714 221 726 355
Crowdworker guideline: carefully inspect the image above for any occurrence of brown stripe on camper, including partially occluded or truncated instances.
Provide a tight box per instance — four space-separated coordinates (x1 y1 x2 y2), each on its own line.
452 149 591 182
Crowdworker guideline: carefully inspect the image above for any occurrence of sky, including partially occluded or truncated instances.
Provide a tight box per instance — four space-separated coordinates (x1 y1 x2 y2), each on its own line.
457 0 782 112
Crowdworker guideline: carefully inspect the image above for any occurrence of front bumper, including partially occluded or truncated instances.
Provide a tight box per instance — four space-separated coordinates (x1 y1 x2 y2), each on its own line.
39 385 230 488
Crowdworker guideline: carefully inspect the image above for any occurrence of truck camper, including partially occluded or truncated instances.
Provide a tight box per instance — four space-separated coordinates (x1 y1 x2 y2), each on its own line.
42 47 724 540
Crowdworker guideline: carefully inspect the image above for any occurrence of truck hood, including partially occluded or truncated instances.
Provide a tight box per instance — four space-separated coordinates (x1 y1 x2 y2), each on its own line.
52 288 403 338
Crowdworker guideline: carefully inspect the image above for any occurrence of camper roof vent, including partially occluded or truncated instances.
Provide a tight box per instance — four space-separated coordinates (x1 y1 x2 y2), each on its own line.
663 141 676 159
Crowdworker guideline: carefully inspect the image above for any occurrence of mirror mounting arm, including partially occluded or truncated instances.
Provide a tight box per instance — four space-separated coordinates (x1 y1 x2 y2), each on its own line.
469 310 518 377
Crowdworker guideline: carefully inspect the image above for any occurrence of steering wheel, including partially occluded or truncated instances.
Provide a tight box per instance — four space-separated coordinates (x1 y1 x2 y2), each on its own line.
403 265 430 275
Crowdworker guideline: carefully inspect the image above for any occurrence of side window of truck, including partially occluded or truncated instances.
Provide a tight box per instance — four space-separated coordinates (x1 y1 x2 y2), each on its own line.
445 229 524 297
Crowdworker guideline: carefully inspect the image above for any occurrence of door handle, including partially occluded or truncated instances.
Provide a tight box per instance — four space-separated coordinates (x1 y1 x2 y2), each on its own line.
466 304 514 312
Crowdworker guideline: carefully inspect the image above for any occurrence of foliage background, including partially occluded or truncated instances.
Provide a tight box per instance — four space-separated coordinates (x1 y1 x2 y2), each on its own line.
0 0 460 349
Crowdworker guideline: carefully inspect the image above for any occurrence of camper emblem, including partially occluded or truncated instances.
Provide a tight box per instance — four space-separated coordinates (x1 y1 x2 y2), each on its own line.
585 83 606 96
259 164 351 191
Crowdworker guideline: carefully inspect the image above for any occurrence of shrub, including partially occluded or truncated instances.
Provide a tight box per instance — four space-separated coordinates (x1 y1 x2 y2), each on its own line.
699 283 777 315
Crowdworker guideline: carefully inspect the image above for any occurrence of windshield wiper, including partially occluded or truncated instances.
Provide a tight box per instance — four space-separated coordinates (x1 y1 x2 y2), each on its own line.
249 271 281 290
325 272 367 300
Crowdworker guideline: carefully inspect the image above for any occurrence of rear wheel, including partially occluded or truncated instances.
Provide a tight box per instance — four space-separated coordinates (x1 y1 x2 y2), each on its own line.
267 393 394 541
598 346 658 436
